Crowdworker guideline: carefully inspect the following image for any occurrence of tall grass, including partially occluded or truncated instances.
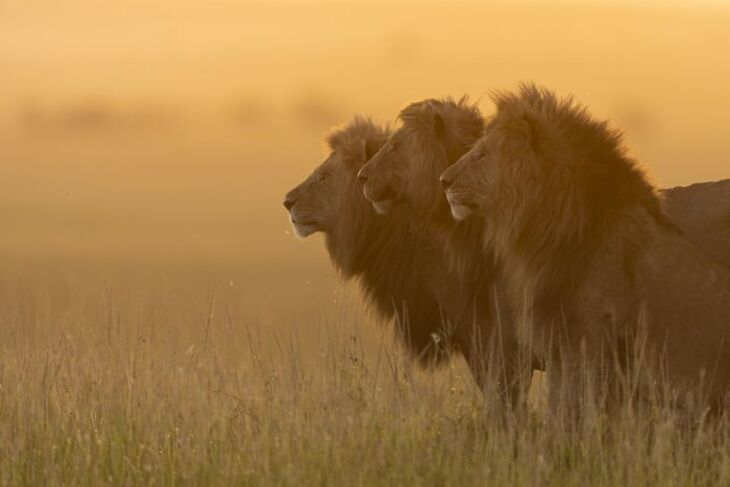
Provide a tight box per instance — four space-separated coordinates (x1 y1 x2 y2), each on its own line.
0 261 728 486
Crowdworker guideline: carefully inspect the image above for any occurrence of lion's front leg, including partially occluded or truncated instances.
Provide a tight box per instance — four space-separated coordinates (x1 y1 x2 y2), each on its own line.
459 322 534 414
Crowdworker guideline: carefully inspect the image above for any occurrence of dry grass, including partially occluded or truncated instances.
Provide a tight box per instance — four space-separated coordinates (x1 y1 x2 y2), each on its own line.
1 258 729 486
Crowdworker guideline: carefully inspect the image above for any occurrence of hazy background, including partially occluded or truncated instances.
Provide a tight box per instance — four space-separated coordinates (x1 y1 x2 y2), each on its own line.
2 0 730 324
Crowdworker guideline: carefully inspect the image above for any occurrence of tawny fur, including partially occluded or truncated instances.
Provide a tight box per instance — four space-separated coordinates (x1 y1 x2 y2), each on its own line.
662 180 730 268
444 83 730 411
359 99 537 397
285 117 455 366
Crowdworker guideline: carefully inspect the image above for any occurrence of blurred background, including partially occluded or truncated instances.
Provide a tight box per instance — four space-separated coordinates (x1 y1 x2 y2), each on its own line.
2 0 730 326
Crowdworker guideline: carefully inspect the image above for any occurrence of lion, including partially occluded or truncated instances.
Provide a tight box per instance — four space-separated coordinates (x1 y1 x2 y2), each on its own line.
357 98 538 402
284 116 459 367
441 83 730 413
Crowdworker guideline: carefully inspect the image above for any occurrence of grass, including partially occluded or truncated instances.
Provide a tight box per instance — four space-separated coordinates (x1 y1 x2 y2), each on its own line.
0 259 729 486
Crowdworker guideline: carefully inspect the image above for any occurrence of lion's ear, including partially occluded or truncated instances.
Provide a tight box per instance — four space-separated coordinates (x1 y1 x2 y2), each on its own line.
421 102 445 138
501 114 540 154
400 99 448 138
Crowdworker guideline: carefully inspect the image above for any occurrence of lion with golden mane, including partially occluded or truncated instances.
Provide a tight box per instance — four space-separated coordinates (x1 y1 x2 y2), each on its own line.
284 117 455 365
441 84 730 413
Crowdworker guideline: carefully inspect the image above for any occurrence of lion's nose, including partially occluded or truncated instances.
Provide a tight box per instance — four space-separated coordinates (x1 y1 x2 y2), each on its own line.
357 169 368 183
440 175 453 190
283 198 296 210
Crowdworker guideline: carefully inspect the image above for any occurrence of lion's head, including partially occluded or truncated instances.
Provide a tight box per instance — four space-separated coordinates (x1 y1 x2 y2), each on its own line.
284 117 388 239
357 98 484 223
439 131 499 222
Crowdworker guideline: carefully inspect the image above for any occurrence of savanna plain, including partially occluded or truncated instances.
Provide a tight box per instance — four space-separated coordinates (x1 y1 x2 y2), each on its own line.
2 1 730 485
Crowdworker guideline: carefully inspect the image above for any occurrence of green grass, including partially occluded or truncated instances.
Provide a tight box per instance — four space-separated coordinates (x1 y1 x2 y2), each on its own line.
0 262 729 486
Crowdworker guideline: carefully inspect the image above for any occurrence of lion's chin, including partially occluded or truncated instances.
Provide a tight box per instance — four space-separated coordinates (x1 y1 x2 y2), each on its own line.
446 190 482 221
291 220 322 238
446 192 480 221
371 199 395 215
448 202 475 221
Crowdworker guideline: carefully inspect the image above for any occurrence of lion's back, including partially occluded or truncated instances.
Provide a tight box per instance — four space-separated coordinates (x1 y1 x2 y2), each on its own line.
662 179 730 267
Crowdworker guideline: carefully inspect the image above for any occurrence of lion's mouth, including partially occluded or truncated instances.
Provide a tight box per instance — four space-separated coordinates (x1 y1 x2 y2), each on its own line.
449 203 475 221
291 219 317 226
289 217 323 238
445 192 478 208
371 199 395 215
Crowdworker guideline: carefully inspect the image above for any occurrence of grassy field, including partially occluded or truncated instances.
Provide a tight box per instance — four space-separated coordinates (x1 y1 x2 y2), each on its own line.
1 258 729 486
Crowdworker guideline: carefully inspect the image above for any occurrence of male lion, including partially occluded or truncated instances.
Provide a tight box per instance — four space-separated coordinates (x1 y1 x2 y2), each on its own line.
284 117 453 365
358 99 537 403
441 84 730 414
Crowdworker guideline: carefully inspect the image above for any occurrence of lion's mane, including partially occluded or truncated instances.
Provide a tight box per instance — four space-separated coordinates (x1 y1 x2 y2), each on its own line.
323 117 455 365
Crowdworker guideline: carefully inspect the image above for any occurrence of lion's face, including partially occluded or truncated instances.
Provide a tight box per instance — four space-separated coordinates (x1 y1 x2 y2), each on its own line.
284 153 352 237
441 126 538 223
357 135 407 214
359 99 484 221
440 135 497 221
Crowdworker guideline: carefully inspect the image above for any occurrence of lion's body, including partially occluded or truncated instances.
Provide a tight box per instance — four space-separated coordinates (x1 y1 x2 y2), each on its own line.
662 179 730 267
443 84 730 411
637 227 730 398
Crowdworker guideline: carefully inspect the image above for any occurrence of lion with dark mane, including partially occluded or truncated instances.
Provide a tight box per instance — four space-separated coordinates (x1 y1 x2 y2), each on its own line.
358 99 535 401
442 84 730 413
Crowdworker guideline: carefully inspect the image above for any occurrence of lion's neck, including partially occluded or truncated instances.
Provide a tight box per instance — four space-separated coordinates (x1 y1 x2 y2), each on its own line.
326 206 396 278
495 201 627 321
510 204 680 331
325 198 435 307
325 203 459 364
